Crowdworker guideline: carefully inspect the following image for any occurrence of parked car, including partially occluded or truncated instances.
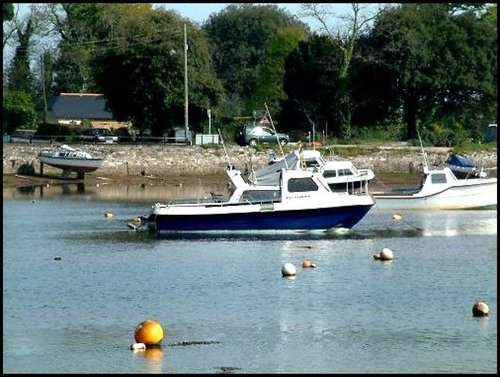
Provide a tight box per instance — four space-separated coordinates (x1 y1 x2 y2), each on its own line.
235 123 290 146
79 128 118 143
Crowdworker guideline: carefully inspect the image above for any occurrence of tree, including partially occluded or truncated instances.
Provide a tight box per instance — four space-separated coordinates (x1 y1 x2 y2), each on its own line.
6 15 35 94
203 4 309 116
93 8 224 136
280 35 345 138
248 26 308 114
299 3 381 139
3 90 37 134
368 3 496 141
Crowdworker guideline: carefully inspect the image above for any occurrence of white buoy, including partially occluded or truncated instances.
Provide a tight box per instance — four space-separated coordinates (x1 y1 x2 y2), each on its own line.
373 252 381 260
104 212 114 218
392 213 402 221
281 262 296 277
380 247 394 261
472 301 489 317
131 342 146 350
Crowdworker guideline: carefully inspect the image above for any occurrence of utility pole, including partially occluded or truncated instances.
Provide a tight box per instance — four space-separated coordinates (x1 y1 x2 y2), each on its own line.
40 53 47 124
184 23 189 144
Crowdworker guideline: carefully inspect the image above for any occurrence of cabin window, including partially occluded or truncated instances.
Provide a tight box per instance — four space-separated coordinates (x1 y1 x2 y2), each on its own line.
288 177 319 192
431 173 447 184
338 169 353 176
323 170 337 178
241 190 280 202
304 160 321 169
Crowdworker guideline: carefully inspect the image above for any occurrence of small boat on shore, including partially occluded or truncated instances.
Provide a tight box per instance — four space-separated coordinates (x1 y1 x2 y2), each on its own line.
37 144 104 178
144 161 375 234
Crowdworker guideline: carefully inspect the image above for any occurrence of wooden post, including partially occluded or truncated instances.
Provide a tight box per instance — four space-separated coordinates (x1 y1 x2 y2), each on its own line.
40 161 44 177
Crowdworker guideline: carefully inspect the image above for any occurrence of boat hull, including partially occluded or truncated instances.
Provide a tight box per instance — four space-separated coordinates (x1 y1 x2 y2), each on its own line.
373 180 497 210
153 203 373 232
38 155 104 173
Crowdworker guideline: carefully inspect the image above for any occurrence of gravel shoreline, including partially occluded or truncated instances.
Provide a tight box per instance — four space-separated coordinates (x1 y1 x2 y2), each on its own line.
3 142 496 189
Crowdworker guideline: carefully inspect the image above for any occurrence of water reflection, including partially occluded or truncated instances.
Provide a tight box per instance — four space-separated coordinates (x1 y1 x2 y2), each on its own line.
4 179 231 203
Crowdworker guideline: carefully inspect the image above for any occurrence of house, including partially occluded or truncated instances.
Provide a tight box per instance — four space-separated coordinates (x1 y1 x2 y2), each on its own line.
46 93 130 131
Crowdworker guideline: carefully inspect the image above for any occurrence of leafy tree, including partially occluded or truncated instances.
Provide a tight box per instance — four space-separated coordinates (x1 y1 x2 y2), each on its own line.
280 35 346 138
6 15 35 93
3 3 14 21
93 8 224 136
367 3 496 141
299 3 381 139
204 4 309 116
248 26 309 115
3 90 37 134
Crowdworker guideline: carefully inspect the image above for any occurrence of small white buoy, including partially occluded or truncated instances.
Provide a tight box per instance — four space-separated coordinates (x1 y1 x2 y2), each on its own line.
132 217 142 224
104 212 114 218
281 262 296 277
380 247 394 261
46 183 50 188
131 342 146 350
373 252 381 260
472 301 489 317
392 213 402 221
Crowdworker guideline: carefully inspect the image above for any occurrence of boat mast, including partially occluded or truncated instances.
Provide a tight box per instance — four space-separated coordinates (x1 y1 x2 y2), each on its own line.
417 128 429 172
184 23 189 144
264 103 288 169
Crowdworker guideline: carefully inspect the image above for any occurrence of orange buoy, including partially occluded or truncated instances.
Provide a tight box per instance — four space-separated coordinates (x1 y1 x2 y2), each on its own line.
134 319 164 345
302 259 316 268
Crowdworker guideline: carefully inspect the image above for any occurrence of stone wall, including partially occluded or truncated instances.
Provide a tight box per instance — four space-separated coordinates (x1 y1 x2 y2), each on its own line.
2 142 497 178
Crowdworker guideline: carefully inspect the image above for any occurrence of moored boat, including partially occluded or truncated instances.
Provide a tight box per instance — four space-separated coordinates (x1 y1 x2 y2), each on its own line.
146 165 375 233
372 165 497 210
252 149 374 194
372 135 497 210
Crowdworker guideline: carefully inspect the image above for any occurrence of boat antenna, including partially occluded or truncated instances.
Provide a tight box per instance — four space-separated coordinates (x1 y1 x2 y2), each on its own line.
264 102 288 169
416 128 429 172
218 129 233 169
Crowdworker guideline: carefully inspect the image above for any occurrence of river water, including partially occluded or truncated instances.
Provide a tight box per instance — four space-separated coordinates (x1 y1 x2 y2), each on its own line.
3 182 497 373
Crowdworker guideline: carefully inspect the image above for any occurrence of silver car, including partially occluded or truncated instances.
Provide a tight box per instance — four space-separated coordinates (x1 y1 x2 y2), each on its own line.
235 124 290 146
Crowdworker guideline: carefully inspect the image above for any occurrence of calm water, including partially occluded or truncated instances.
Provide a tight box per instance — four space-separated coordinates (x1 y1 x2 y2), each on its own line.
3 183 497 374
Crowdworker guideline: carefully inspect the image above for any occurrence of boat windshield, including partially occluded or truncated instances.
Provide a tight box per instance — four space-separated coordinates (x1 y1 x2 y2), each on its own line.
241 190 280 203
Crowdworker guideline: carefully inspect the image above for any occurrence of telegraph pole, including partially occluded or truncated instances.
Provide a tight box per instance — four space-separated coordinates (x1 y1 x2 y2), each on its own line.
184 23 189 144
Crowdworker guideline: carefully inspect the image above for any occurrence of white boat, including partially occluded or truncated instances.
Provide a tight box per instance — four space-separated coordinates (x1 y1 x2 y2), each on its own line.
146 165 375 233
372 166 497 210
37 144 104 178
251 149 374 193
372 136 497 210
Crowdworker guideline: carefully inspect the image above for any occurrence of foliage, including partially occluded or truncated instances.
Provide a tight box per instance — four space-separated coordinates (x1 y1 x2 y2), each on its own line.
6 15 35 94
2 90 37 134
280 34 346 137
365 3 497 140
92 7 224 136
203 4 309 115
3 3 14 21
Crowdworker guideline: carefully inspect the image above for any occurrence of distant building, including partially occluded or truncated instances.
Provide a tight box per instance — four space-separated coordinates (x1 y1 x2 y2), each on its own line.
46 93 130 130
485 123 497 142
